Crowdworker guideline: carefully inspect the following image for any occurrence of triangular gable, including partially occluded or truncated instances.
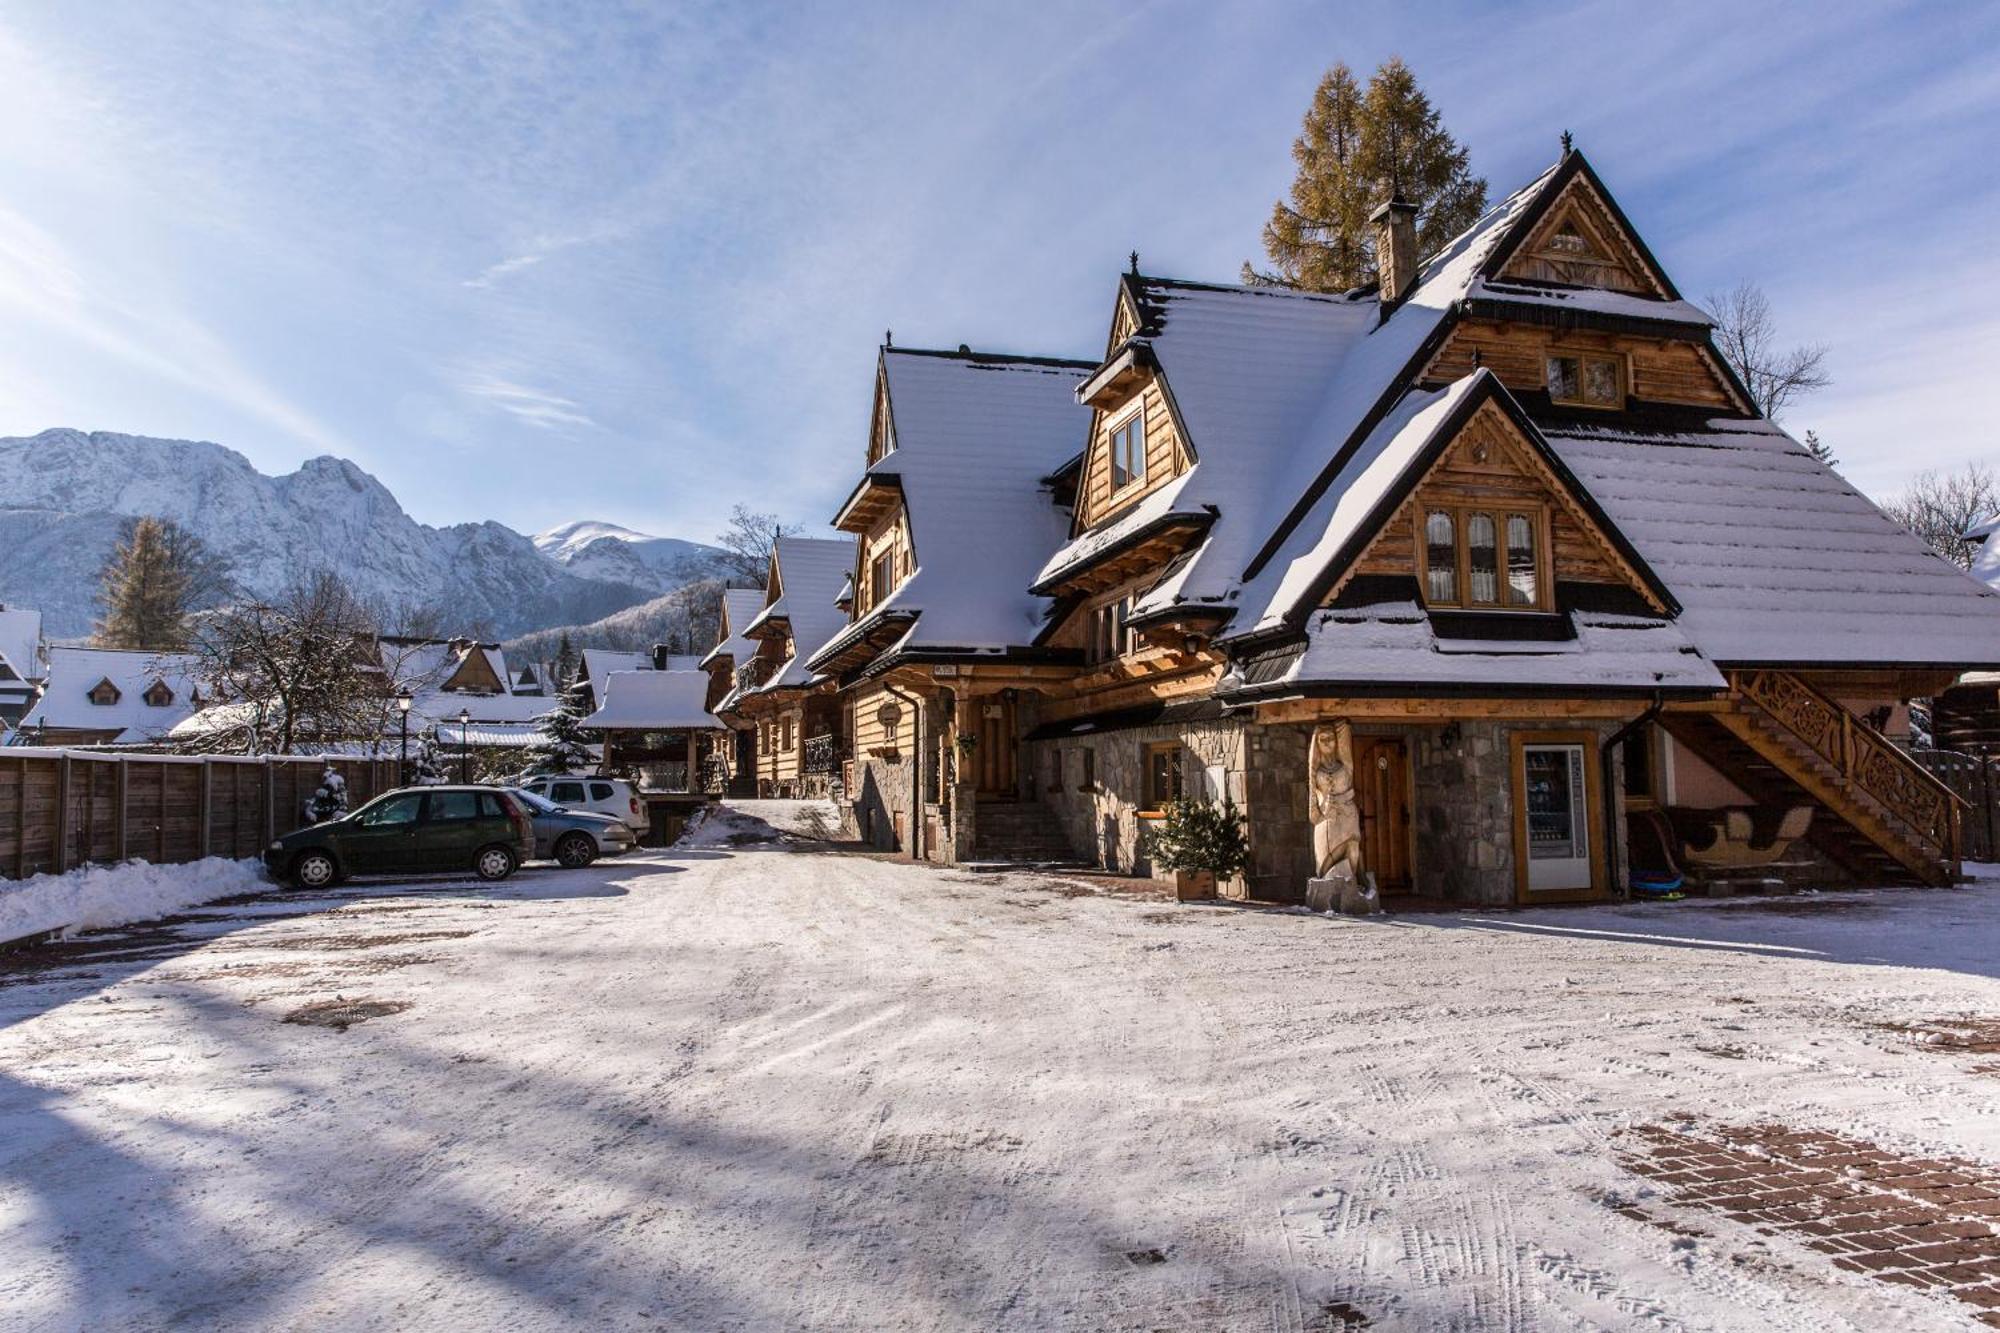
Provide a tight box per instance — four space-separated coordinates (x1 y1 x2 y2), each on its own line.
1293 372 1678 626
1480 151 1679 300
867 361 897 466
443 645 506 694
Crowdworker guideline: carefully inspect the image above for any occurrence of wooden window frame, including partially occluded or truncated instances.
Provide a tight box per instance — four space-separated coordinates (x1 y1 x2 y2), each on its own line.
1415 501 1552 612
87 678 121 707
142 680 174 707
1141 741 1186 816
1107 404 1147 495
1544 349 1628 410
1084 593 1134 666
1048 747 1064 792
870 547 896 609
1080 747 1096 793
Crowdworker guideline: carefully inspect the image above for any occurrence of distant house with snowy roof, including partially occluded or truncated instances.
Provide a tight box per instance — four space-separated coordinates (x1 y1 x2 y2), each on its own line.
16 646 205 745
714 536 854 797
583 669 728 793
777 144 2000 896
0 606 47 726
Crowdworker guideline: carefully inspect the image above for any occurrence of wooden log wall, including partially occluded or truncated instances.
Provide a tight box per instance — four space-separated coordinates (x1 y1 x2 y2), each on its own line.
0 752 401 881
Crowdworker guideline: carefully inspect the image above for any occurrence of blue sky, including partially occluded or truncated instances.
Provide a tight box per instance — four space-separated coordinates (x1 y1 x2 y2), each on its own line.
0 1 1994 542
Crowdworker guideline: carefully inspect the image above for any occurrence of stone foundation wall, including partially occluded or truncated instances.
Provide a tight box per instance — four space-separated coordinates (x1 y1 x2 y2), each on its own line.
1245 723 1315 902
850 753 916 854
1409 720 1628 906
1028 716 1249 890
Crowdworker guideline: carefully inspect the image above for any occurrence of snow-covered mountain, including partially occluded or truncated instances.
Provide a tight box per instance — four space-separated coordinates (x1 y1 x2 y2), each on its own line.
533 520 729 587
0 429 723 640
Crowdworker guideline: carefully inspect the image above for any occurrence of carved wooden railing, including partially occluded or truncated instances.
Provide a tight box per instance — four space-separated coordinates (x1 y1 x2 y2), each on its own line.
1732 669 1963 867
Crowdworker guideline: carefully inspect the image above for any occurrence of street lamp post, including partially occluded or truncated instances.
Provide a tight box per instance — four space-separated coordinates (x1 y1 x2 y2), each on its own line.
396 689 413 786
458 708 471 784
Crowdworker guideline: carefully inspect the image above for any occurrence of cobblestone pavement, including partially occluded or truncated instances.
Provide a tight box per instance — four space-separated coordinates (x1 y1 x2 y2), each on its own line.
1622 1121 2000 1326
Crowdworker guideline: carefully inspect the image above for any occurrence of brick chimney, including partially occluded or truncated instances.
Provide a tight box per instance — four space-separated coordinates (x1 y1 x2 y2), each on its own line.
1371 196 1419 308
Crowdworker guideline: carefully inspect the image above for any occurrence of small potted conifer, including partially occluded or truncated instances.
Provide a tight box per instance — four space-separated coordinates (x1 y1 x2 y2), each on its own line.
1148 797 1249 901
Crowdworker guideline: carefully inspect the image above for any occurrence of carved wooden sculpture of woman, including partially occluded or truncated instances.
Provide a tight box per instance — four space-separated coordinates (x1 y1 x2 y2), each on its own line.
1309 721 1363 880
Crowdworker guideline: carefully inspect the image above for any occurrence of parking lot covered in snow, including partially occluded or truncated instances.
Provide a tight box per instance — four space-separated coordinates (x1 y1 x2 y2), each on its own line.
4 800 2000 1331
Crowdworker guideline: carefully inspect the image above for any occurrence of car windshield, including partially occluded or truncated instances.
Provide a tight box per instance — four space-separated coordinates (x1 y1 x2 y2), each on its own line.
510 788 560 813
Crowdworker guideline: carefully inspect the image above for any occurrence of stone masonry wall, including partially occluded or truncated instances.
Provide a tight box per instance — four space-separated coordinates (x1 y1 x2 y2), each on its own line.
1029 716 1249 890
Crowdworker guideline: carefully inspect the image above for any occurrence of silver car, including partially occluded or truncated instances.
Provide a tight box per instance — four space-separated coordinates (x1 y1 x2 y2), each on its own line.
509 788 637 867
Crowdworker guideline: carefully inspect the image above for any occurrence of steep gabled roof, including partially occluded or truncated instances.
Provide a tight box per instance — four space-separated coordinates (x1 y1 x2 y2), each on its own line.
823 347 1090 665
0 607 43 687
700 587 767 671
1225 370 1678 638
745 535 854 692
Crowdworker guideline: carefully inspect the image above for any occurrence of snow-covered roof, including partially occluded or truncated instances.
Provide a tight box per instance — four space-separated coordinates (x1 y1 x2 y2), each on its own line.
1543 414 2000 666
434 721 542 748
0 607 44 686
842 349 1091 657
743 536 855 692
1039 160 1565 618
18 646 205 741
584 670 723 730
700 588 766 671
581 648 650 682
1244 601 1724 695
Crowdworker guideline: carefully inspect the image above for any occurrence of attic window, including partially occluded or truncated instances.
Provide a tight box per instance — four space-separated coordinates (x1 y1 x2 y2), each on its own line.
1109 408 1147 492
1086 594 1133 665
1420 505 1547 611
88 678 121 706
1546 353 1624 409
871 549 897 607
142 679 175 707
1545 224 1596 257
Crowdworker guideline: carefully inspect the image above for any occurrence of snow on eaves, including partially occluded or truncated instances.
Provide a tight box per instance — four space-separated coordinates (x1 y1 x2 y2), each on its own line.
1546 416 2000 666
874 351 1091 650
1270 601 1724 693
1466 278 1713 327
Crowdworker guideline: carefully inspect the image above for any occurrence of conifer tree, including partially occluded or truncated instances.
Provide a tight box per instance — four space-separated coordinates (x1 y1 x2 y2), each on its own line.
553 632 579 691
95 517 199 649
527 677 598 774
1248 57 1487 293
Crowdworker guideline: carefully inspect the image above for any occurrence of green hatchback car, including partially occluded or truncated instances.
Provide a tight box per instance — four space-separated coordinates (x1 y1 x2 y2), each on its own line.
265 785 536 888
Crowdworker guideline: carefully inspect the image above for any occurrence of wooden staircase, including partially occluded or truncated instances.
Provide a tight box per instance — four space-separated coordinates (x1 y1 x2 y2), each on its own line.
1660 670 1964 887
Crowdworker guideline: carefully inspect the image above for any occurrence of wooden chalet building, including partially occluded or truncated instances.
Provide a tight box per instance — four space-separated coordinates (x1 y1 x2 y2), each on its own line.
771 145 2000 902
719 535 855 798
699 587 769 794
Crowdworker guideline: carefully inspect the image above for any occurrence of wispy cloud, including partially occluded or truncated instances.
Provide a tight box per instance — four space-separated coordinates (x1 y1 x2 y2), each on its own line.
462 253 543 289
455 370 596 431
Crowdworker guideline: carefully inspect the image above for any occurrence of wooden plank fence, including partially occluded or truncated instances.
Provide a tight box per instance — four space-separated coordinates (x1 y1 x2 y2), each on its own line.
0 750 402 881
1912 749 2000 864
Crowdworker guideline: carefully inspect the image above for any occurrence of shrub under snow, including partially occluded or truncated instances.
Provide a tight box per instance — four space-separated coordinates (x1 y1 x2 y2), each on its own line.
0 857 269 946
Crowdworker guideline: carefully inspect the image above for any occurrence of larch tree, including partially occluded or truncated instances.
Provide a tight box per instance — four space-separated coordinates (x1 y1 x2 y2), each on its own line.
1247 57 1486 293
95 516 227 650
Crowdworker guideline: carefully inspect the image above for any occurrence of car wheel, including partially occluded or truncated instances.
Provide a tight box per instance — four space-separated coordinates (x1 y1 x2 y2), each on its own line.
474 844 517 881
291 850 338 890
553 832 597 869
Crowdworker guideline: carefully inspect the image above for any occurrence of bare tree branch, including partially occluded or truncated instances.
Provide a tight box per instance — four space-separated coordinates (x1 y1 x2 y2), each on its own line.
1878 463 1999 570
1707 281 1831 424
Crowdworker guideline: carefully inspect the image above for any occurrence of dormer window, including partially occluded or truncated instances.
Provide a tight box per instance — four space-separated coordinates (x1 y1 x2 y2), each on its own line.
1109 408 1147 491
88 678 121 706
142 679 175 707
1546 352 1624 408
1421 506 1547 611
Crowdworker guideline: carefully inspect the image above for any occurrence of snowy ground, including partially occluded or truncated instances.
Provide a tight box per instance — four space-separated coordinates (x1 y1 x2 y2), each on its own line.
4 799 2000 1331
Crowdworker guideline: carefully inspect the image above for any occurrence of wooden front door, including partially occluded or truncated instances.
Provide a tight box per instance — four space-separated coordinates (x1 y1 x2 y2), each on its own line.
973 695 1017 798
1354 736 1412 893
